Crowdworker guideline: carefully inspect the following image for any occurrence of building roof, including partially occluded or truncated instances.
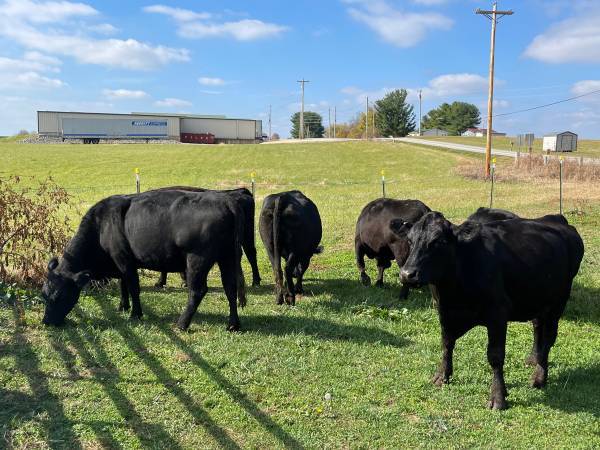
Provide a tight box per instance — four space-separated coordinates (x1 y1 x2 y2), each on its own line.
543 131 577 137
37 110 260 122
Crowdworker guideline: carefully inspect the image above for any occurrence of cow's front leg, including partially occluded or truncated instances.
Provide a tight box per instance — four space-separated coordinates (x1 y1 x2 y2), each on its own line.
154 271 167 288
124 268 142 319
486 321 508 410
432 327 455 386
356 239 371 286
118 276 130 312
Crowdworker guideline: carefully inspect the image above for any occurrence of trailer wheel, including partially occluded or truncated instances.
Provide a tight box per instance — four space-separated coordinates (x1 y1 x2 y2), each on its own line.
93 138 100 144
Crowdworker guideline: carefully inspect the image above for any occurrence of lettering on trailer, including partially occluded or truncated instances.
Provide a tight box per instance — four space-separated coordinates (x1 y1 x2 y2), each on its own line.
131 121 167 126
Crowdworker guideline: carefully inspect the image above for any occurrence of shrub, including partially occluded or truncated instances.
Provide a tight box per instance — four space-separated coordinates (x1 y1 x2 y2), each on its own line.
0 176 75 288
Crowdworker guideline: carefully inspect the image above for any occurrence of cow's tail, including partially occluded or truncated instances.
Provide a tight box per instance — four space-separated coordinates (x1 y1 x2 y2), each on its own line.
228 198 246 307
272 196 283 290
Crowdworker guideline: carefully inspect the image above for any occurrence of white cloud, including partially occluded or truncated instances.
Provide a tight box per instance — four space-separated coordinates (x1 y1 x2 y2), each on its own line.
571 80 600 104
199 90 222 95
345 0 452 48
412 0 448 5
0 0 190 70
88 23 119 35
425 73 490 97
2 0 97 24
524 13 600 63
154 97 192 108
145 4 289 41
0 53 65 88
198 77 226 86
102 89 148 99
144 5 211 22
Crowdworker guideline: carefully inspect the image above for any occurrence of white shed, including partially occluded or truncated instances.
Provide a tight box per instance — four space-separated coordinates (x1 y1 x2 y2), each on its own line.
543 131 578 152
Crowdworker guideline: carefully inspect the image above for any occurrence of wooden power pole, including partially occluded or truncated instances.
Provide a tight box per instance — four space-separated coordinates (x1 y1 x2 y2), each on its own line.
297 79 310 139
476 2 513 178
365 96 369 140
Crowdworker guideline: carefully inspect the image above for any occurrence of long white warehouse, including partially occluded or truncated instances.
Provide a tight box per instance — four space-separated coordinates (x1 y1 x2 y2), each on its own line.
37 111 263 144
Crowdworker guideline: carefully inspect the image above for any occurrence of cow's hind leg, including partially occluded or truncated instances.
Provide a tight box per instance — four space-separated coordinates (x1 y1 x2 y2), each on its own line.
118 276 130 312
531 316 559 389
284 254 298 306
525 318 542 366
356 239 371 286
486 321 508 410
295 260 308 295
124 268 142 319
375 258 391 287
177 255 211 331
154 272 168 288
218 257 242 331
243 242 261 287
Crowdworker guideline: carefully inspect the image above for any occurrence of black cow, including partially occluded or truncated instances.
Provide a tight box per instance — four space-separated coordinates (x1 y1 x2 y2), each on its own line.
259 190 322 305
42 190 246 331
355 198 431 299
395 211 584 410
152 186 261 288
467 207 519 223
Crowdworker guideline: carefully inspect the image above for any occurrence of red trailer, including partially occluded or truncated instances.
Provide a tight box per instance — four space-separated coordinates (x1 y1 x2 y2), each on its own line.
180 133 215 144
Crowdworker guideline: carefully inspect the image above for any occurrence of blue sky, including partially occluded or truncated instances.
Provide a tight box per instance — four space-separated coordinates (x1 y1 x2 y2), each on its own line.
0 0 599 137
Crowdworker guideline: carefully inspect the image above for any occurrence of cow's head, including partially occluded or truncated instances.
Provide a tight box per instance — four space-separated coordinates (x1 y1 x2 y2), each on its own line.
42 257 90 326
397 212 481 287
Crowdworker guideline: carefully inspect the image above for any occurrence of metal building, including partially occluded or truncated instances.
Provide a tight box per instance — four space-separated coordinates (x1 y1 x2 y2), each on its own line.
37 111 263 144
542 131 578 152
422 128 449 137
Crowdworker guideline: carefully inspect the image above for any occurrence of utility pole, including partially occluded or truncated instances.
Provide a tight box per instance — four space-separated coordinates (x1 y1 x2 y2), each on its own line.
418 89 422 136
268 104 272 140
372 106 375 138
297 79 310 139
365 96 369 140
334 106 337 139
476 2 513 177
328 107 331 138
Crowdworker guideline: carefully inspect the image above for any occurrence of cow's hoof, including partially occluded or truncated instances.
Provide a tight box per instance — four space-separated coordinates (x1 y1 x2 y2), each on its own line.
285 294 296 306
129 312 143 321
487 397 508 410
360 273 371 286
530 375 547 389
176 322 189 331
252 278 261 287
227 323 240 332
432 372 449 387
375 280 384 288
524 353 537 367
154 283 165 289
118 304 130 312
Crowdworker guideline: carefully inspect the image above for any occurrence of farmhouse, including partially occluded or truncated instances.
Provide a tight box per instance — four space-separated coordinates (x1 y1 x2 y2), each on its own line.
543 131 578 152
462 128 506 137
37 110 263 144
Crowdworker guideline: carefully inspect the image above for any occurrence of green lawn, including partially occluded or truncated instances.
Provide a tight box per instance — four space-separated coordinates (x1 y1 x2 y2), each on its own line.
1 140 599 449
416 135 600 158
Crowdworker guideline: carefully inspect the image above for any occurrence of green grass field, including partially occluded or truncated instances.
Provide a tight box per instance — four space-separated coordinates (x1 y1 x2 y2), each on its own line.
416 135 600 158
1 140 599 449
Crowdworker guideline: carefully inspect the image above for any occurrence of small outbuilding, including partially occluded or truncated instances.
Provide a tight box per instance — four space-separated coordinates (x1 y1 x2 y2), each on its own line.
422 128 449 137
542 131 578 152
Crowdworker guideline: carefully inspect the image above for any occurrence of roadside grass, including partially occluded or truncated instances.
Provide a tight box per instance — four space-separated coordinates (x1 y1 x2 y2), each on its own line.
416 135 600 158
1 140 599 448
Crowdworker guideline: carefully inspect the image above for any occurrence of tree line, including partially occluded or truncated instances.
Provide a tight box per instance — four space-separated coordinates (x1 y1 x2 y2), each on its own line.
288 89 481 138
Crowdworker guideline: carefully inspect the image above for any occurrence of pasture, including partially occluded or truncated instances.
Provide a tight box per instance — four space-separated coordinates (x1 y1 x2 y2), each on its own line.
416 135 600 158
1 139 599 449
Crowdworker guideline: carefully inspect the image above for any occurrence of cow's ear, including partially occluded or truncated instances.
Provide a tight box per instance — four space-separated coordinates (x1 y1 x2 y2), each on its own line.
74 271 91 288
48 257 59 272
389 219 413 237
454 221 482 243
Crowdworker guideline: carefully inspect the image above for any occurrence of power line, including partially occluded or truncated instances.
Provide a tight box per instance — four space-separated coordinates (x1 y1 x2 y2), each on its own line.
494 88 600 118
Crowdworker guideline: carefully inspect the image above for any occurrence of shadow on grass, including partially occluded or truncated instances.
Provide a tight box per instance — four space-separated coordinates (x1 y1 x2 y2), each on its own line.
299 276 433 313
48 326 183 449
562 281 600 325
0 305 83 450
523 363 600 417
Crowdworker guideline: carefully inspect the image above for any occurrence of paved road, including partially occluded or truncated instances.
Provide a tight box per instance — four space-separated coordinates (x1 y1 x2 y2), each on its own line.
397 137 600 165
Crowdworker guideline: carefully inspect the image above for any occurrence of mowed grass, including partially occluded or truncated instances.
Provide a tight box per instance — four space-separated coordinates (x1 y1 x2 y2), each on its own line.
1 140 599 449
416 135 600 158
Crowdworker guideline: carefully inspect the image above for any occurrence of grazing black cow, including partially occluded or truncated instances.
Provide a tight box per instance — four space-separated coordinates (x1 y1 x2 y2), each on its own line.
395 211 584 410
42 190 246 331
355 198 431 299
153 186 261 288
259 190 322 305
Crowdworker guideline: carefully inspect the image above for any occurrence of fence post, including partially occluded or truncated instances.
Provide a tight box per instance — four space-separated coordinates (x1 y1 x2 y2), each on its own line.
134 168 140 193
251 171 256 198
381 169 386 199
559 156 564 215
489 157 496 208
